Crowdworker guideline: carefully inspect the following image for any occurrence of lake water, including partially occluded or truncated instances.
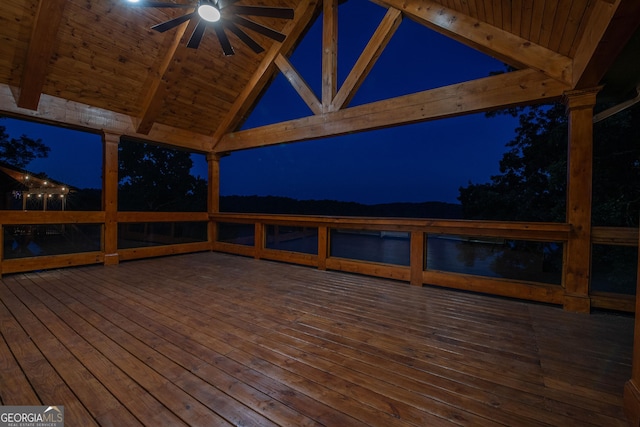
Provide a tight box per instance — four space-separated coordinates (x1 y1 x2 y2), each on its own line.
265 229 563 285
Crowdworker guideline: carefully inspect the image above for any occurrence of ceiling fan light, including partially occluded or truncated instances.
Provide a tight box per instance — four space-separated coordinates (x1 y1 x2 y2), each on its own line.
198 4 221 22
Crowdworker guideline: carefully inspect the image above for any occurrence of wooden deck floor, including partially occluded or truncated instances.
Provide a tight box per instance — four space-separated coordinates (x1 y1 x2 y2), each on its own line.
0 252 634 426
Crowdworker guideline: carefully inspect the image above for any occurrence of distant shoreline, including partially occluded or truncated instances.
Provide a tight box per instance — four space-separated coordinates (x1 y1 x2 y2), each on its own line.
220 195 463 219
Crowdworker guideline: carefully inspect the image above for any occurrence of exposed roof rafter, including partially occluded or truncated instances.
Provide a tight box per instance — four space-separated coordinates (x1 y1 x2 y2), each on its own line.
211 0 321 148
573 0 640 89
371 0 574 86
135 17 196 135
0 83 213 153
17 0 67 110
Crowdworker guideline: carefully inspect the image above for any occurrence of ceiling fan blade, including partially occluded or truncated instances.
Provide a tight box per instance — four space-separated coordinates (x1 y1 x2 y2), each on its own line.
218 0 241 9
225 21 264 54
151 12 196 32
213 23 234 56
226 5 294 19
230 16 286 42
187 19 207 48
128 2 195 8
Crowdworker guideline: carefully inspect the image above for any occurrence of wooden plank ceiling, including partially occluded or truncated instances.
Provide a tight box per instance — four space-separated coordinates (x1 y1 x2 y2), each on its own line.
0 0 638 153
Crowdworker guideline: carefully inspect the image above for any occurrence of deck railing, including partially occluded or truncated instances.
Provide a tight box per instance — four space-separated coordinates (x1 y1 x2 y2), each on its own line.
212 213 569 302
0 211 208 272
210 213 637 312
0 211 637 312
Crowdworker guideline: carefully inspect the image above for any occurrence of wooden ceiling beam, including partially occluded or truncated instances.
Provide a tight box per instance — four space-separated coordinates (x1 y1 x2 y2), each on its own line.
330 7 402 111
17 0 67 110
322 0 338 112
215 69 569 153
135 19 196 135
371 0 573 86
0 83 212 153
275 54 322 115
211 0 321 148
573 0 640 88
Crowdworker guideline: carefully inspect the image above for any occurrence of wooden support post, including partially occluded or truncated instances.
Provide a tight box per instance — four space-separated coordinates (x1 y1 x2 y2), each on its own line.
0 224 3 278
254 222 264 259
624 227 640 426
410 230 425 286
207 153 220 247
103 132 120 266
322 0 338 112
318 226 328 270
562 88 600 312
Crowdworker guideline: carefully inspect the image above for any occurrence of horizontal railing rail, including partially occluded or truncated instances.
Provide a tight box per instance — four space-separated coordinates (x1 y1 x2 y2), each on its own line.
591 226 639 246
0 211 106 225
210 212 572 239
116 211 209 222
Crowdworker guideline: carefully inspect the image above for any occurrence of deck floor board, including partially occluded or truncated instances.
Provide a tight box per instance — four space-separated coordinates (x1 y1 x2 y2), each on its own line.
0 252 634 426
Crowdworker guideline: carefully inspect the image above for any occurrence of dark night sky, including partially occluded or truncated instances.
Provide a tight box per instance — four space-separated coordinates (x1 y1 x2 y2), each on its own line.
2 0 520 205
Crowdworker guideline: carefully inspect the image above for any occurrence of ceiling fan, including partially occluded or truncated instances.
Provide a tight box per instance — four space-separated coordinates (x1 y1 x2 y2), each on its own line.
127 0 294 56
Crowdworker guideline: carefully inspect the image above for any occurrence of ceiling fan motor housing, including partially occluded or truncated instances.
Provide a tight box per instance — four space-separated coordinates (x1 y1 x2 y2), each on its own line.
198 0 221 22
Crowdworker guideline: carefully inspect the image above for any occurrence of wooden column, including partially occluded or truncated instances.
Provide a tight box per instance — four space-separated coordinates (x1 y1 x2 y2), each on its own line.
410 231 424 286
318 226 328 270
322 0 338 112
207 153 220 246
0 224 3 278
624 228 640 426
255 222 264 259
562 88 600 312
102 132 120 265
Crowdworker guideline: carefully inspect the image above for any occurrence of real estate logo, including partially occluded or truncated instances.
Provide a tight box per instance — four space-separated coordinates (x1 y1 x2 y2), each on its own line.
0 406 64 427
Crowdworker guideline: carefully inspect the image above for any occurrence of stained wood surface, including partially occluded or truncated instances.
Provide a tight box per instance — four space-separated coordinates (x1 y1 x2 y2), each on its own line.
0 252 633 426
423 0 596 58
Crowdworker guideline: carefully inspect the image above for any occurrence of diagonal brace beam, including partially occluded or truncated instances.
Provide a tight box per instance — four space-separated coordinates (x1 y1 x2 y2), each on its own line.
331 7 402 111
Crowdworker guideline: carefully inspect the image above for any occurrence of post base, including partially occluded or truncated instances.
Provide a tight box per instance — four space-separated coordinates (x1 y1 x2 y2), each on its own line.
625 380 640 426
104 253 120 266
563 294 590 312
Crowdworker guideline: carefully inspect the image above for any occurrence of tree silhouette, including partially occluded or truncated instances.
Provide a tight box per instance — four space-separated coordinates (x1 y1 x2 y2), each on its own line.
118 140 206 212
458 101 640 227
0 121 50 168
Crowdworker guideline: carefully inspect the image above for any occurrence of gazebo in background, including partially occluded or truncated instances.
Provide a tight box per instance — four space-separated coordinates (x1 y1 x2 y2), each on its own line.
0 163 70 211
